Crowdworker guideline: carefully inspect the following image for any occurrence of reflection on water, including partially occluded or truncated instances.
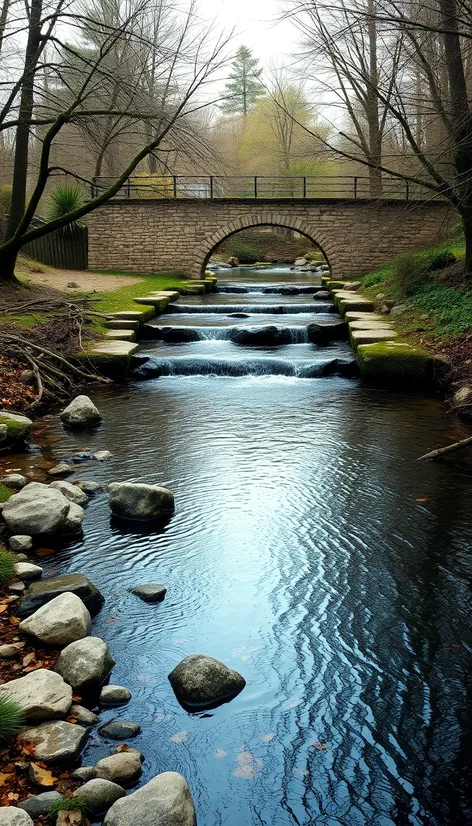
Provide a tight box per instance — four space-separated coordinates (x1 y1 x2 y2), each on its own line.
6 376 471 826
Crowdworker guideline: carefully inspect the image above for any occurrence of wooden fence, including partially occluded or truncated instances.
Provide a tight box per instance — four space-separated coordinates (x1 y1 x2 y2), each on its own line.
22 223 88 270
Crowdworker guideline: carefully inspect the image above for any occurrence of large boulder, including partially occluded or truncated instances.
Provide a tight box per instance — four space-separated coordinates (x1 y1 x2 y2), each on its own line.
307 320 348 345
72 779 125 816
2 483 71 535
95 752 142 785
49 481 88 506
19 593 91 645
0 808 34 826
103 772 196 826
54 637 115 693
169 654 246 710
60 396 102 428
230 325 291 346
18 720 88 765
18 574 104 618
0 670 72 722
0 411 33 447
108 482 174 521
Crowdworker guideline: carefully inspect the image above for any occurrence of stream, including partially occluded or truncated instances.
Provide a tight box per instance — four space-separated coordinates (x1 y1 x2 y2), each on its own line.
2 266 472 826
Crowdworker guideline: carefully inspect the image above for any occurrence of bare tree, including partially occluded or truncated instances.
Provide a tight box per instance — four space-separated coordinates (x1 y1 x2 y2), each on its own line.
287 0 472 274
0 0 229 281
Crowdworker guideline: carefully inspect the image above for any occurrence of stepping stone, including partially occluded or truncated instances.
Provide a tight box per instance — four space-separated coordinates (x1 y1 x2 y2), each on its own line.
70 704 100 727
133 296 170 310
106 319 141 333
98 720 141 740
130 584 166 603
100 685 131 704
18 573 104 618
112 309 155 322
105 330 136 342
344 311 383 322
350 329 397 348
88 341 139 357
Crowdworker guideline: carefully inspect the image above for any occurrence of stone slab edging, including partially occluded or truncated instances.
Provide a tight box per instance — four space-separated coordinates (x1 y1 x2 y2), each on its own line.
323 277 438 388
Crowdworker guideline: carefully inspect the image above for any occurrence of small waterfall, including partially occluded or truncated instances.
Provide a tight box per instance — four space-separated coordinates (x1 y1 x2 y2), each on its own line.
132 355 356 380
144 325 310 344
166 303 335 315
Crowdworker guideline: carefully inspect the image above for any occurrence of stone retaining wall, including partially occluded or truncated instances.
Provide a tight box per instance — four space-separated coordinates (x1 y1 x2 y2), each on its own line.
88 198 457 280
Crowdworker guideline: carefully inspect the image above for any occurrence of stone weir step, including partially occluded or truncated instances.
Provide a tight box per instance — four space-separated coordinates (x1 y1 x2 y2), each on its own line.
164 303 335 315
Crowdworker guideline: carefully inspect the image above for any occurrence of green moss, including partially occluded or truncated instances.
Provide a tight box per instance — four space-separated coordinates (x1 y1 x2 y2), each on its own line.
0 313 49 329
0 549 16 586
0 413 32 442
356 341 434 387
48 797 88 821
0 484 12 503
90 271 185 314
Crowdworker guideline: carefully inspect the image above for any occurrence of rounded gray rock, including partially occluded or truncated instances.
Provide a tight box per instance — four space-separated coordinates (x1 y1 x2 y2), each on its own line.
100 685 131 705
9 536 33 553
108 482 174 521
2 482 71 535
55 637 115 692
72 779 125 815
130 584 166 603
95 752 142 784
18 720 88 765
60 396 102 428
70 704 100 727
98 720 141 740
18 792 62 817
18 573 104 619
49 481 88 506
13 562 42 582
0 473 28 489
103 772 196 826
0 808 34 826
0 669 72 722
169 654 246 710
71 766 98 782
19 593 91 645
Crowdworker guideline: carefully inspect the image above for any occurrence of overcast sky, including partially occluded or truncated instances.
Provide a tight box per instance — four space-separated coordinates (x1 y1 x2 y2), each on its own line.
203 0 297 69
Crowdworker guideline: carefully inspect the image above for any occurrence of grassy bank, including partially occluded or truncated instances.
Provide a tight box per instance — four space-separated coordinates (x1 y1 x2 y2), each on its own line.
88 270 185 314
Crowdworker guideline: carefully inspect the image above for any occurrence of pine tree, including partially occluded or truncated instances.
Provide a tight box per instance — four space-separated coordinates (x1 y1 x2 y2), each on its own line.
221 46 263 116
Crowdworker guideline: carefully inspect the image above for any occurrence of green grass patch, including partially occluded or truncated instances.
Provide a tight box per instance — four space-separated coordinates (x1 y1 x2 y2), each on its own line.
0 313 49 328
0 549 16 586
0 696 23 743
48 797 88 821
0 484 12 503
89 271 185 314
359 239 471 339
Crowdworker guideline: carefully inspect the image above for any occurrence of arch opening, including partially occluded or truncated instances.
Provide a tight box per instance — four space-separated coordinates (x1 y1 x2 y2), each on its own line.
200 220 333 278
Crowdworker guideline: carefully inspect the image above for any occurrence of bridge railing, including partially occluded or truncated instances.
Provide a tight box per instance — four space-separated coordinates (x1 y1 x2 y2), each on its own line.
91 174 433 201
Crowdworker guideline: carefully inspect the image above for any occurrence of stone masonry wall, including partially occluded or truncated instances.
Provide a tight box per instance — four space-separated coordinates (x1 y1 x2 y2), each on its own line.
87 199 457 280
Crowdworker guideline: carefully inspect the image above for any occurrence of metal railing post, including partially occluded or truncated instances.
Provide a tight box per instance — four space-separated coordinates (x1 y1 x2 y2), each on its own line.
173 176 177 198
303 177 307 198
126 179 131 198
353 177 358 199
405 180 409 201
210 176 214 199
254 176 258 198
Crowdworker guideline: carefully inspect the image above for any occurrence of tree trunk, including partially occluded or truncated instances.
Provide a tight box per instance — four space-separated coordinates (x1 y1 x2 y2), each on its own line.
0 246 20 282
460 207 472 276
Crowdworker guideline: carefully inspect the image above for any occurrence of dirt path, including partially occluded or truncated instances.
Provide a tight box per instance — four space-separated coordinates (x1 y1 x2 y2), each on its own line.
17 259 143 292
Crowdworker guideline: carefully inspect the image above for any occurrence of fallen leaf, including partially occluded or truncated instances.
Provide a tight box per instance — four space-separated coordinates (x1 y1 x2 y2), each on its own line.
22 653 36 667
30 763 57 787
170 731 188 744
0 773 14 787
416 497 428 503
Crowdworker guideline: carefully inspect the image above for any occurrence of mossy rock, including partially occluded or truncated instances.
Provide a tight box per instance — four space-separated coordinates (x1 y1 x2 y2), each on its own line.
81 341 139 380
0 411 33 446
133 296 170 313
106 319 141 333
182 283 206 295
339 297 375 314
112 308 156 322
350 328 397 349
326 280 347 290
356 341 435 387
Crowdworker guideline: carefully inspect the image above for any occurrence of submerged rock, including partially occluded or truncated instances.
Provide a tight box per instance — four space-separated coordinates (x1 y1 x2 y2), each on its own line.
230 325 291 346
103 772 196 826
18 574 104 618
55 637 115 693
0 669 72 722
160 328 201 343
47 464 73 477
60 396 102 428
19 593 91 645
98 720 141 740
100 685 131 705
108 482 174 521
169 654 246 710
73 480 103 496
69 704 100 727
18 720 88 765
130 584 166 603
307 320 348 345
2 483 71 535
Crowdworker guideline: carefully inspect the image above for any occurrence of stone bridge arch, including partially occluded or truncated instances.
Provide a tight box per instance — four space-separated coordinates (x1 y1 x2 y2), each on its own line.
87 199 456 280
200 212 336 276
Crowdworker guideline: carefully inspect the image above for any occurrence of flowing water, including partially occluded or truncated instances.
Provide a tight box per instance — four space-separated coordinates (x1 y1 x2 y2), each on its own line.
3 266 472 826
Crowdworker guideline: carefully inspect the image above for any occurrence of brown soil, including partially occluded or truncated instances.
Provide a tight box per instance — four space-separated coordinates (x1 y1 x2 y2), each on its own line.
17 258 143 293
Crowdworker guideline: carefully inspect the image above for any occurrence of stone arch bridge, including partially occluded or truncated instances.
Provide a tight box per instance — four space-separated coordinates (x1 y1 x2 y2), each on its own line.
88 198 455 280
